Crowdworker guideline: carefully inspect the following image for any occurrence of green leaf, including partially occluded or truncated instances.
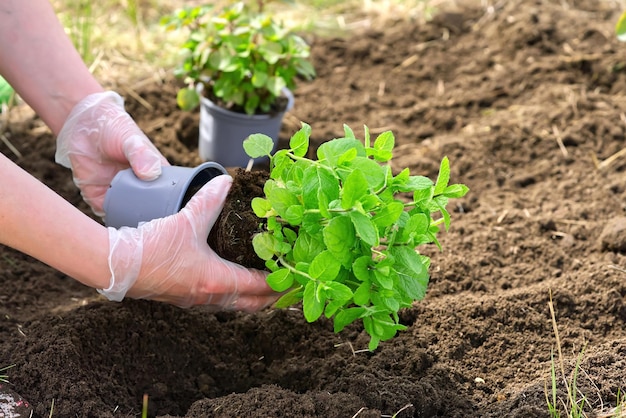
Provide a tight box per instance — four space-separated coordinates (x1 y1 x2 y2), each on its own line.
323 216 355 262
289 123 311 157
244 94 260 116
617 11 626 41
259 42 283 65
317 138 365 166
434 156 451 195
443 183 469 199
372 130 395 162
266 268 294 292
251 197 272 218
274 286 303 308
368 337 380 351
333 307 366 332
243 134 274 158
324 298 345 318
270 150 292 180
317 189 331 218
400 213 430 241
294 262 310 284
265 259 279 272
293 232 325 263
372 201 404 227
360 194 381 211
251 66 268 88
372 314 406 341
349 211 379 247
347 157 386 191
309 251 341 281
433 196 451 230
301 212 323 235
252 232 279 260
176 87 200 111
343 124 356 139
295 58 316 79
337 148 358 165
391 246 429 301
362 316 381 350
413 186 434 206
284 205 304 225
303 281 325 322
397 175 433 193
267 188 299 219
302 166 339 209
352 256 372 283
353 280 371 305
323 281 353 302
266 76 287 97
381 296 400 312
285 164 306 189
341 170 369 210
373 268 394 290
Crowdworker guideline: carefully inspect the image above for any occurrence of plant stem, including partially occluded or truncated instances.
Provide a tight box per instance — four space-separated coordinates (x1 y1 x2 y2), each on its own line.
278 256 315 282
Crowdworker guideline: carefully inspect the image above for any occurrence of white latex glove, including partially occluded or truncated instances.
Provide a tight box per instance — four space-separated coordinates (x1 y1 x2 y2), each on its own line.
101 175 277 311
55 91 169 217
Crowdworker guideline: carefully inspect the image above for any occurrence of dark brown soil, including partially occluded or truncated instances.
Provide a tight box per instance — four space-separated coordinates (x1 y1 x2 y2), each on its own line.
208 168 268 271
3 0 626 417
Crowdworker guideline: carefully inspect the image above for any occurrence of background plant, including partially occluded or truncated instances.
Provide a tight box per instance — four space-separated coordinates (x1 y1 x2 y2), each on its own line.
244 123 468 350
161 1 316 115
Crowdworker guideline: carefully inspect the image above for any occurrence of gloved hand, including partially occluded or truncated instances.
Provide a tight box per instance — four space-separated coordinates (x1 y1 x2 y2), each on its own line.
55 91 169 217
101 174 277 311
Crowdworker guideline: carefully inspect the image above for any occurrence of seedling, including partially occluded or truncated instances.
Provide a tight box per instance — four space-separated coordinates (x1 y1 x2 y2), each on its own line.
244 123 469 350
161 2 316 115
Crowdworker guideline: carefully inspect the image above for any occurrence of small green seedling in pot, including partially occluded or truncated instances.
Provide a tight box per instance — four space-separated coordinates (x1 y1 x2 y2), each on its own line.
160 2 315 115
244 123 469 350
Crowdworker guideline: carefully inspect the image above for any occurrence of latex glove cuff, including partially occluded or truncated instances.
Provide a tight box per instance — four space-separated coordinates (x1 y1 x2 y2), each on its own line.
98 227 143 302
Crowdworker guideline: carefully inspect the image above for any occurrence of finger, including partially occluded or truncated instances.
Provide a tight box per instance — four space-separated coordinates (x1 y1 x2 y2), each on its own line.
180 174 232 235
229 294 280 312
123 134 168 181
200 291 278 312
212 259 276 295
193 263 275 301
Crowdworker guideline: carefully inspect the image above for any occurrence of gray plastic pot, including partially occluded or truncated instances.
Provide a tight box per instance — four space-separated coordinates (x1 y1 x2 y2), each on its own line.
198 88 294 167
103 162 227 228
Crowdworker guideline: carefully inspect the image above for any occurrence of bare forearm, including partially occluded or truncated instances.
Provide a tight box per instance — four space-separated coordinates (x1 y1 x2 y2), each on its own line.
0 153 110 289
0 0 103 134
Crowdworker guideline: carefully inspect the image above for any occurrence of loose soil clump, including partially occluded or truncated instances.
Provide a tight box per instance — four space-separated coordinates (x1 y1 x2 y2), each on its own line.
208 168 268 271
2 0 626 417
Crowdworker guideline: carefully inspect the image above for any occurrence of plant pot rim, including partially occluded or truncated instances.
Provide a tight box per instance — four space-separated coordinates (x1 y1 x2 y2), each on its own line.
103 162 228 228
200 87 294 121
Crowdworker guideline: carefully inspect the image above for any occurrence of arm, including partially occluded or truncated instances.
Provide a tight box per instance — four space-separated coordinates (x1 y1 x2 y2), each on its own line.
0 0 103 134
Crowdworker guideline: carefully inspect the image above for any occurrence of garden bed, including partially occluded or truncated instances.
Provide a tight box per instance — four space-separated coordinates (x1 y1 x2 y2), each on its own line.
2 0 626 416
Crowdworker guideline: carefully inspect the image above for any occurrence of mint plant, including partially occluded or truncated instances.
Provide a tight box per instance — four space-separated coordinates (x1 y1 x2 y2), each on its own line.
161 2 316 115
244 123 469 350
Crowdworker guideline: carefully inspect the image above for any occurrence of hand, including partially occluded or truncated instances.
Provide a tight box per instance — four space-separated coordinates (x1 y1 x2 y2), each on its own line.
101 175 277 311
55 91 169 217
